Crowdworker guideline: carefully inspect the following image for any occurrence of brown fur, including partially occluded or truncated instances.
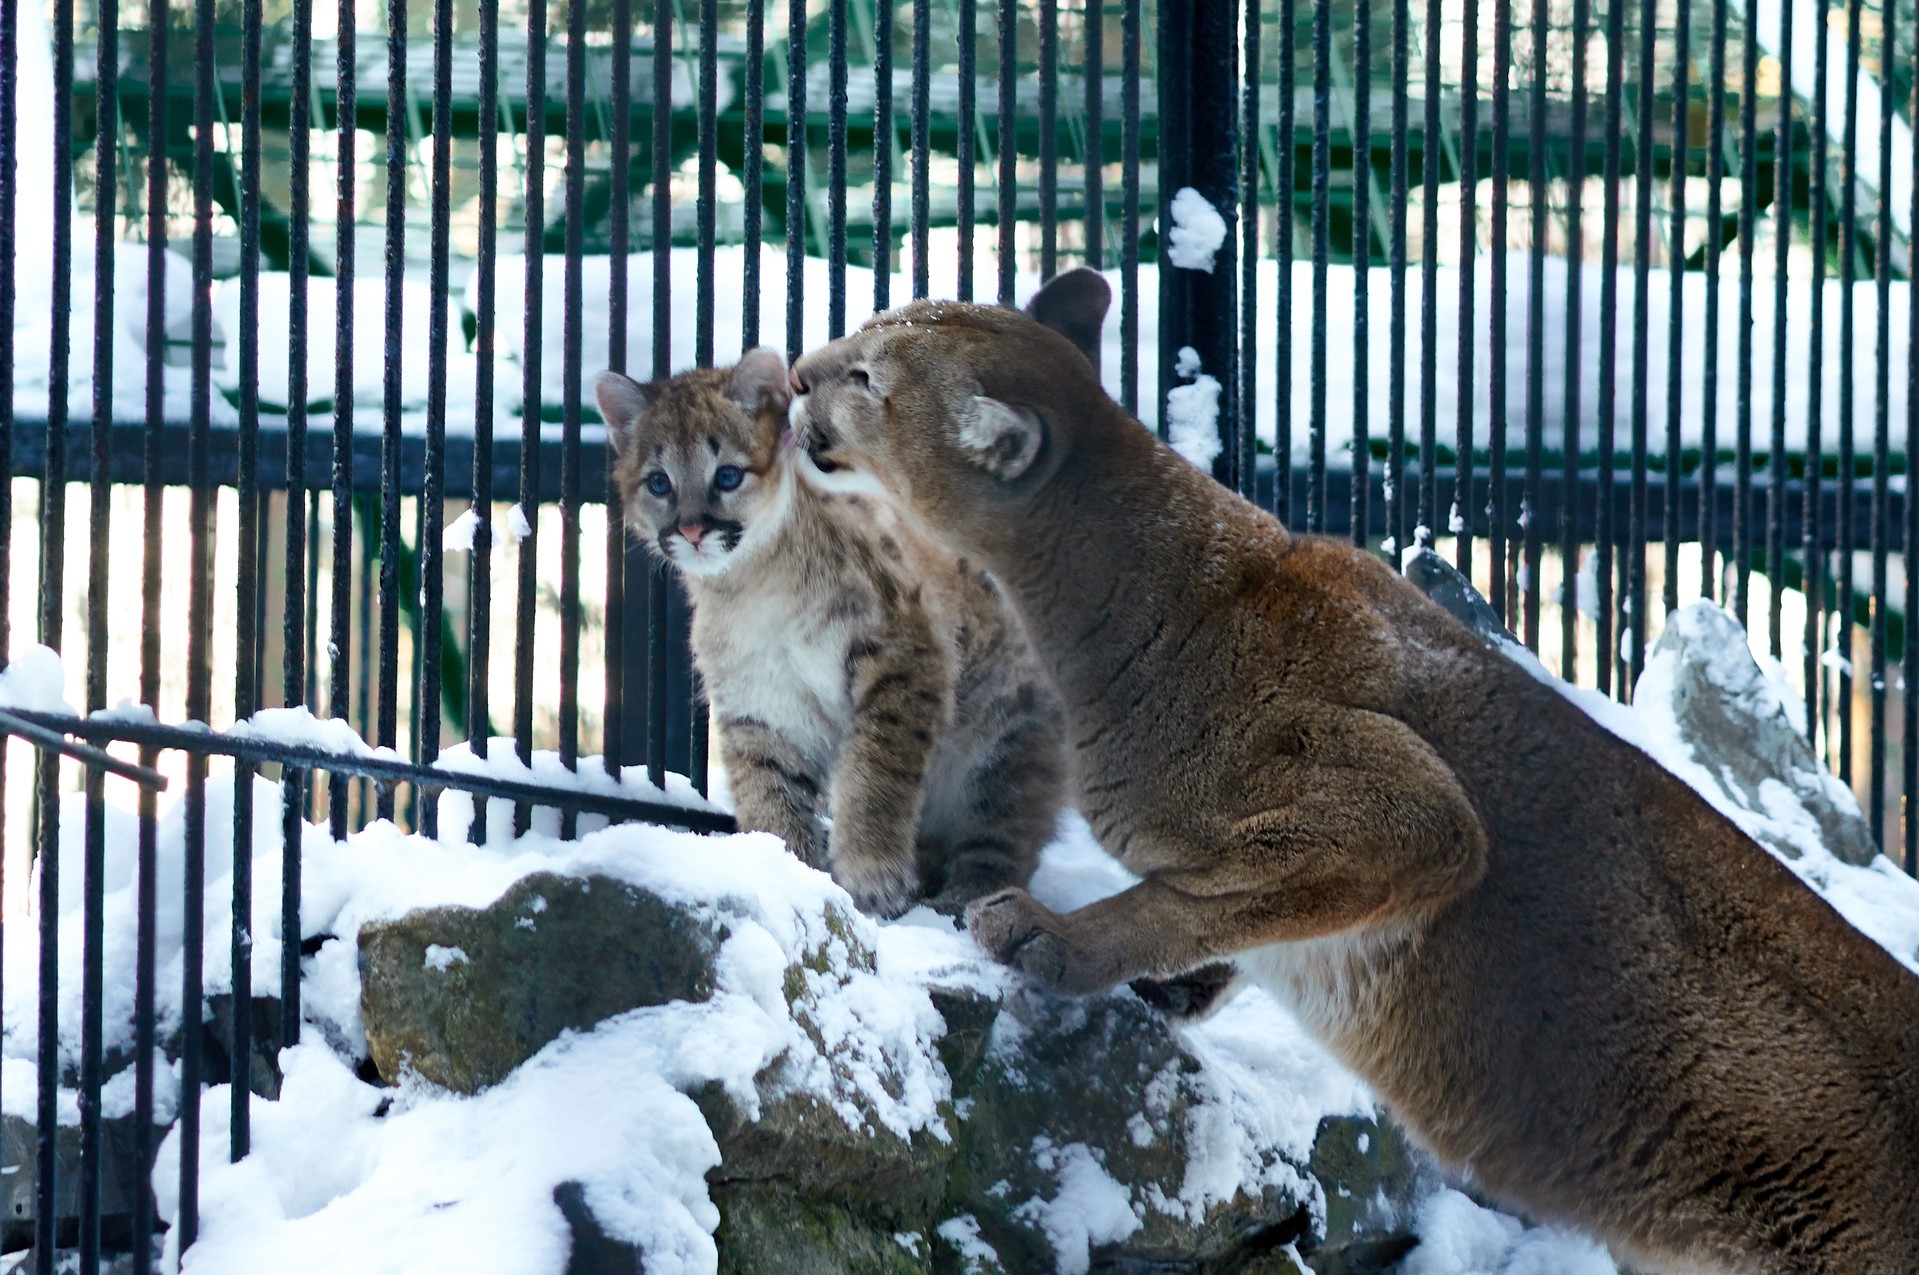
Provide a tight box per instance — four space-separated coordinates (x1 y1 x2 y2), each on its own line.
786 274 1919 1273
596 353 1067 917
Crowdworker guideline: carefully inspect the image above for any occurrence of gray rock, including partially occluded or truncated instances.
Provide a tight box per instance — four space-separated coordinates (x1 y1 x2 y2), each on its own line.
1649 604 1878 866
357 872 728 1091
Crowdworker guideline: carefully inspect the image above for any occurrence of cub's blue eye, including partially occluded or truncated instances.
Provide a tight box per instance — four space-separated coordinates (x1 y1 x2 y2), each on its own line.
644 471 673 497
713 465 745 492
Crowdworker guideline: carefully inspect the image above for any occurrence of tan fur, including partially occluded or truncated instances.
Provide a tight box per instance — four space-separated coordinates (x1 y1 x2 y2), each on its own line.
786 274 1919 1273
596 354 1067 917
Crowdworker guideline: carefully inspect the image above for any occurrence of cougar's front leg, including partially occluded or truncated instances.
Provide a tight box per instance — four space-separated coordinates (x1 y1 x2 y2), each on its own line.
968 709 1488 993
924 682 1066 914
717 715 830 870
831 613 955 916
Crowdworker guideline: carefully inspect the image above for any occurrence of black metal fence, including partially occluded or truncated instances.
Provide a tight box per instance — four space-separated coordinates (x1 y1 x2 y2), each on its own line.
0 0 1912 1266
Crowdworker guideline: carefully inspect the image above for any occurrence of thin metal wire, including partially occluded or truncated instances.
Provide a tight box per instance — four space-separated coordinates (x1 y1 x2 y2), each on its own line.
1240 0 1259 504
1524 0 1547 646
472 0 501 834
913 0 933 297
1804 0 1828 745
1490 0 1511 615
1734 0 1759 630
329 0 358 840
1120 0 1140 411
692 0 718 794
517 0 550 831
787 0 808 362
652 0 677 788
1767 0 1792 657
1455 0 1478 572
281 0 313 1046
419 0 454 840
607 0 633 778
1351 0 1371 547
562 0 595 834
1701 0 1725 606
377 0 409 822
741 0 761 339
1561 0 1589 679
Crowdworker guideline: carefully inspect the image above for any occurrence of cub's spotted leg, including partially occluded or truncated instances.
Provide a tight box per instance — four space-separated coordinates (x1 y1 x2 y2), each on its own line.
921 684 1067 915
715 715 830 870
831 611 955 917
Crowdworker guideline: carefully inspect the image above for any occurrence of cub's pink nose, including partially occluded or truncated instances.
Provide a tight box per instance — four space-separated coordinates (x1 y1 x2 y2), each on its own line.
679 523 706 547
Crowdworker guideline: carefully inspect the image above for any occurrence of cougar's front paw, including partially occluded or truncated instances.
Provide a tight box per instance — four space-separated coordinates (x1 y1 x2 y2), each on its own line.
830 853 919 919
965 889 1107 994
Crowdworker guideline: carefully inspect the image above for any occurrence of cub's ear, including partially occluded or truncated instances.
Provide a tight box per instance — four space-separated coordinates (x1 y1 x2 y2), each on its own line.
957 395 1043 480
728 346 792 413
594 370 655 458
1022 268 1111 374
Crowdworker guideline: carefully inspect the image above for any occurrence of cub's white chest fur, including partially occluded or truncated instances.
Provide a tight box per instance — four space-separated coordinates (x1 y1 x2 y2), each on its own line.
695 582 857 761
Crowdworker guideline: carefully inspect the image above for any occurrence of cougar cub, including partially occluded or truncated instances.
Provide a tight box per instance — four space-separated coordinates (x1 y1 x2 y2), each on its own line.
787 272 1919 1274
595 350 1066 918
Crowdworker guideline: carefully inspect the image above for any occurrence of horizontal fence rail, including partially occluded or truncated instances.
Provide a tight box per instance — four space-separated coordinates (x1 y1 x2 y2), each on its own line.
0 0 1913 1268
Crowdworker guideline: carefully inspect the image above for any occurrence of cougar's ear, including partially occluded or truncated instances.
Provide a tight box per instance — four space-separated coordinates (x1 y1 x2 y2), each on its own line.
594 370 655 458
1022 268 1111 374
727 346 792 413
956 395 1044 480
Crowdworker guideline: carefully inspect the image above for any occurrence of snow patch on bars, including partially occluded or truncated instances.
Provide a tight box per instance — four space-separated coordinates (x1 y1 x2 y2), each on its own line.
1165 346 1224 472
1165 188 1228 273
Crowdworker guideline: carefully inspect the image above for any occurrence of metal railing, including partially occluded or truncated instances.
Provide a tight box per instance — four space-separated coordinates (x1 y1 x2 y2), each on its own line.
0 0 1912 1267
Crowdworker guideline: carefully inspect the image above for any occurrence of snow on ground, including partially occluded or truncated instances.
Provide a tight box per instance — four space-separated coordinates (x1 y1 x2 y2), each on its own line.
8 601 1919 1273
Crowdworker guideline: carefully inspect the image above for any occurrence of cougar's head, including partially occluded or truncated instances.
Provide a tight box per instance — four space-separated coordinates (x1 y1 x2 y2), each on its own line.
787 269 1113 529
596 348 796 579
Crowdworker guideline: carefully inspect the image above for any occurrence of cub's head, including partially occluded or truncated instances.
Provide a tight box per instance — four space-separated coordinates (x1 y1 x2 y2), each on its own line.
596 348 795 578
787 269 1113 529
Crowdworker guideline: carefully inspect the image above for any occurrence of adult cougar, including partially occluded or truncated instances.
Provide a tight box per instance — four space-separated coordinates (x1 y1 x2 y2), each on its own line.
786 271 1919 1273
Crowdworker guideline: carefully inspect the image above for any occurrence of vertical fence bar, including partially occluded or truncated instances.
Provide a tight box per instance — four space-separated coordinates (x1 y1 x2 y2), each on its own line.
137 0 172 1262
741 0 759 340
1120 0 1139 412
1455 0 1478 572
561 0 591 831
875 0 893 310
1389 0 1408 553
958 0 977 299
80 0 122 1249
1524 0 1546 647
1417 0 1439 545
1039 0 1057 277
34 0 74 1240
1804 0 1829 745
1595 0 1624 696
473 0 500 823
517 0 548 829
0 0 9 1202
330 0 357 840
418 0 452 842
1869 0 1895 841
1665 0 1689 622
1240 0 1259 503
786 0 806 362
1905 19 1918 873
913 0 931 297
377 0 408 823
1734 0 1758 629
1085 0 1104 272
998 0 1016 305
1561 0 1588 678
606 0 632 776
1701 0 1725 602
179 0 221 1242
1308 0 1329 530
1625 0 1653 692
829 0 848 334
282 0 312 1031
691 0 717 794
1157 0 1239 479
1489 0 1510 620
1767 0 1792 657
1276 0 1294 508
650 0 674 788
1839 0 1860 783
1351 0 1371 548
229 0 265 1161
